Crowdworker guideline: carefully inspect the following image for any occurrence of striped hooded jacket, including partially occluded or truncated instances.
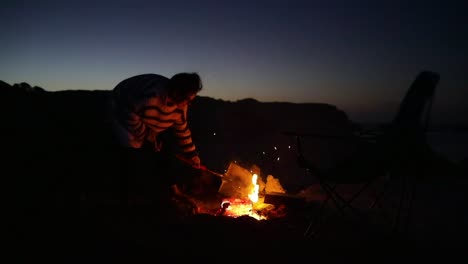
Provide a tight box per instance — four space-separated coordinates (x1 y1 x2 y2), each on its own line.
111 74 198 159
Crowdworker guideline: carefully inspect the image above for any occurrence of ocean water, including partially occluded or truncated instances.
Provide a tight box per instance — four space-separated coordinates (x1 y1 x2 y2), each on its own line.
427 130 468 163
358 122 468 163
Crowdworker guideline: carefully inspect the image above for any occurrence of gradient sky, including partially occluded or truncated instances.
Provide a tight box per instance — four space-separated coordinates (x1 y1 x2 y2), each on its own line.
1 0 467 123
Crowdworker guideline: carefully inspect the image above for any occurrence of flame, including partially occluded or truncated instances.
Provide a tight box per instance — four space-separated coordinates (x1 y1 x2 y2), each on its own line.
248 173 259 203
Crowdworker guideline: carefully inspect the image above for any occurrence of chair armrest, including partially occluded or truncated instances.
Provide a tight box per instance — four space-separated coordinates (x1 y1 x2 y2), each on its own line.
282 131 355 140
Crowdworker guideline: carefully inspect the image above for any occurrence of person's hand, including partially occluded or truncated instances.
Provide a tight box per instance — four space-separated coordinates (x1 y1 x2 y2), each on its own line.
170 184 200 216
175 153 201 169
189 155 201 169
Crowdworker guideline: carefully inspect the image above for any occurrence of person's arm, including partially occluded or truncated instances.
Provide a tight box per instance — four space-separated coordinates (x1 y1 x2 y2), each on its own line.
172 105 200 168
113 101 148 148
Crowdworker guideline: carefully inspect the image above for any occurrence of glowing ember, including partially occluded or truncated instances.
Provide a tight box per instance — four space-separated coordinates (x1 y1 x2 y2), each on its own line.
221 198 253 217
220 198 266 220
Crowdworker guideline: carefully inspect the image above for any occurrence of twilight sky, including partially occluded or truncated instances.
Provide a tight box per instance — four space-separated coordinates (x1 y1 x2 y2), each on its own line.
1 0 467 123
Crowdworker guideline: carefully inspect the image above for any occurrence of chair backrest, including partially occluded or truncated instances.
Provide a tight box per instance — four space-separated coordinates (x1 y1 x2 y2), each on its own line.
339 71 440 182
380 71 440 171
391 71 439 137
288 71 440 183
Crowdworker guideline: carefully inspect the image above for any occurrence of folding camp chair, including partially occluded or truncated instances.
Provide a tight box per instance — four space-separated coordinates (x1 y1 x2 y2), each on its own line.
284 71 440 238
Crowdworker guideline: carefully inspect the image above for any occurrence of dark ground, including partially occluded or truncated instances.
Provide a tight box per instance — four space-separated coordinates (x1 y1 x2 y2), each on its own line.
4 81 468 262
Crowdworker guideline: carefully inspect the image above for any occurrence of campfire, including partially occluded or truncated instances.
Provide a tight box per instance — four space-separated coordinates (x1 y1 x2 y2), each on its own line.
213 162 288 220
218 173 266 220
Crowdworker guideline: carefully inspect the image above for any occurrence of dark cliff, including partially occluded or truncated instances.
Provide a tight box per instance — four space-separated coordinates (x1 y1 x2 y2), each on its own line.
1 80 354 204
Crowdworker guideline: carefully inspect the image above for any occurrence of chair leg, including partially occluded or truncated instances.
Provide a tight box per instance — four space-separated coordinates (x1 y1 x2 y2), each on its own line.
304 193 331 238
304 181 381 238
394 174 410 234
370 173 392 209
303 182 361 238
321 181 368 221
367 175 400 230
319 182 352 217
400 176 417 237
344 181 376 212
